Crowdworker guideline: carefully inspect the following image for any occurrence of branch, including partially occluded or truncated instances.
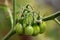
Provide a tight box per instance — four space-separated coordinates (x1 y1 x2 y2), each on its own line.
5 0 13 28
2 0 16 40
2 29 15 40
54 18 60 25
42 11 60 21
13 0 16 26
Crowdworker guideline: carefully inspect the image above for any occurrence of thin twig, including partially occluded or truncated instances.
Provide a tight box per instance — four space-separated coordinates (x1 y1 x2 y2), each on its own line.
42 11 60 21
54 18 60 25
2 29 15 40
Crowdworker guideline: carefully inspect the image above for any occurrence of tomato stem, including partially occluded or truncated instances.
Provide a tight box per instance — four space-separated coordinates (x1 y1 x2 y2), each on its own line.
2 29 15 40
54 18 60 25
2 0 16 40
13 0 16 27
42 11 60 21
5 0 13 28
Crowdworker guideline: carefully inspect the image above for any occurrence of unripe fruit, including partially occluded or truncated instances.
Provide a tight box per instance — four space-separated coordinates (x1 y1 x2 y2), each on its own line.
33 25 40 36
25 25 34 35
40 22 46 34
14 23 23 34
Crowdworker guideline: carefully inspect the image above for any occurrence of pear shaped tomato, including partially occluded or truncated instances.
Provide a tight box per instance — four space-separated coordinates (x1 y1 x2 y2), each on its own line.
14 23 23 34
33 25 40 36
25 25 34 35
39 22 46 34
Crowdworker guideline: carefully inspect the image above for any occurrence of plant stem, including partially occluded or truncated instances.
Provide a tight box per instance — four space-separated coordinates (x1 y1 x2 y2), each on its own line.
2 0 16 40
2 29 15 40
13 0 16 26
54 18 60 25
5 0 13 28
42 11 60 21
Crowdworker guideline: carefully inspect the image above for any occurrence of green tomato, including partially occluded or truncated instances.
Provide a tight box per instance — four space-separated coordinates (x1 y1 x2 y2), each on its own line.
33 25 40 36
14 23 23 34
39 22 46 34
25 25 34 35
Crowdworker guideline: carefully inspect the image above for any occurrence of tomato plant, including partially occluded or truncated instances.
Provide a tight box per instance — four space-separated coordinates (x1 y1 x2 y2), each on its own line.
2 1 60 40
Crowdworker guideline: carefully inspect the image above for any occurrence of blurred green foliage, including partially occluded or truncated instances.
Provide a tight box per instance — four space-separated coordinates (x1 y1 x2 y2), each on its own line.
0 5 11 40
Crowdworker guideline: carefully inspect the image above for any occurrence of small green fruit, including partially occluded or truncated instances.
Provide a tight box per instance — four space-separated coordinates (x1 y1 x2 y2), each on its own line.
14 23 23 34
33 25 40 36
25 25 34 35
40 22 46 34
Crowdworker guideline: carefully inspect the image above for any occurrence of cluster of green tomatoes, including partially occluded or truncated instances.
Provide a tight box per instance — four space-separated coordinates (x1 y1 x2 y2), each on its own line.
14 4 46 36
